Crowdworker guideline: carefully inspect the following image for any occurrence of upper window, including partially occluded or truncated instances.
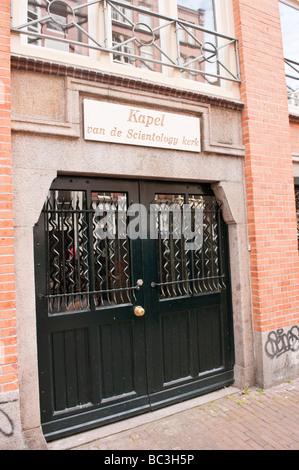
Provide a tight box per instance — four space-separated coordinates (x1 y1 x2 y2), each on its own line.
178 0 216 30
27 2 40 45
112 33 134 65
111 0 132 23
177 1 219 85
12 0 240 91
47 1 67 32
138 4 152 29
110 1 162 72
279 1 299 107
24 0 89 54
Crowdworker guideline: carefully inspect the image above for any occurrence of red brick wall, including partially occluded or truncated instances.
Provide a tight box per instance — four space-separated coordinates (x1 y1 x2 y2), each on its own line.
0 0 18 392
233 0 299 332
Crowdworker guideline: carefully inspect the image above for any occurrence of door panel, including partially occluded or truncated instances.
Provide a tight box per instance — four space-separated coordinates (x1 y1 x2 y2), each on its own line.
99 319 144 399
140 181 233 403
51 327 91 412
161 309 191 384
35 177 149 440
35 177 234 441
159 304 224 386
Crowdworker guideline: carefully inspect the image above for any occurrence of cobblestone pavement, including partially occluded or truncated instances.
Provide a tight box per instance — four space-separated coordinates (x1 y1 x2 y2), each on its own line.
72 378 299 451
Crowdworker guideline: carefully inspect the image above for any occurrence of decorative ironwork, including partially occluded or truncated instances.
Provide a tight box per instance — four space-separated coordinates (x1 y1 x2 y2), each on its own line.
42 187 227 312
11 0 241 85
151 194 226 299
285 58 299 107
43 190 136 313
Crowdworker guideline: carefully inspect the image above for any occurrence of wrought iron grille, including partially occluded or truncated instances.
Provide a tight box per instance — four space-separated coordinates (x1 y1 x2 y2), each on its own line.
42 188 226 313
151 194 226 299
285 58 299 106
43 190 136 313
11 0 241 85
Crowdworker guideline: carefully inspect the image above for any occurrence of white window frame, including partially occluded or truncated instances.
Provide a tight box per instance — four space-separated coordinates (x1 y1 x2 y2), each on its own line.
138 4 152 29
279 0 299 112
111 0 132 24
112 32 134 65
27 1 41 45
10 0 241 101
139 44 154 70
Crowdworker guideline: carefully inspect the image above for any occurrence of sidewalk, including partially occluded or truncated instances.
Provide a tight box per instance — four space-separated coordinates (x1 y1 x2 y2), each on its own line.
50 378 299 451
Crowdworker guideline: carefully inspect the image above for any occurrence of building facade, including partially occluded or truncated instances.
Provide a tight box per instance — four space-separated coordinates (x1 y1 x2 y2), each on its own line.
0 0 298 450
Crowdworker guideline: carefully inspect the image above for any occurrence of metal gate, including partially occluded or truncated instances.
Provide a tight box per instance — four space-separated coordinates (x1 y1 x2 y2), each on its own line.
34 176 234 441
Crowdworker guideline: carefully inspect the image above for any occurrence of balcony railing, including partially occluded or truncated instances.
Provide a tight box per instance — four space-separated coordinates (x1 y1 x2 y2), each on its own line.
285 58 299 107
11 0 241 86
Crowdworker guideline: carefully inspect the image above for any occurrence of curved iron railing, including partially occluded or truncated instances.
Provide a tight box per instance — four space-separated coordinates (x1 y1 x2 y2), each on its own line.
11 0 241 85
285 58 299 106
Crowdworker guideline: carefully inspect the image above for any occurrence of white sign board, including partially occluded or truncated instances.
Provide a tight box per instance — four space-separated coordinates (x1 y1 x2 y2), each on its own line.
83 99 200 152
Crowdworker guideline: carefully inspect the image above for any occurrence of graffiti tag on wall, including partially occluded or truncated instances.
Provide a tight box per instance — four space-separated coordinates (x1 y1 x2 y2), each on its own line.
265 326 299 361
0 339 15 439
0 400 14 438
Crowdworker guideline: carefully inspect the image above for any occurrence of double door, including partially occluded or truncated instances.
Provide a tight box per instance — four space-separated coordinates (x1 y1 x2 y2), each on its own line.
34 177 234 441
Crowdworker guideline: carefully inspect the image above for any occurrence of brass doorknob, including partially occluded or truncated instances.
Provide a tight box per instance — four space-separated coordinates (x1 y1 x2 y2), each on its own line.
134 306 145 317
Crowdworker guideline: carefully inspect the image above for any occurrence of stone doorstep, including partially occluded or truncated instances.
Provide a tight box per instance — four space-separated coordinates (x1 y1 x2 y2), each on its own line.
47 386 240 451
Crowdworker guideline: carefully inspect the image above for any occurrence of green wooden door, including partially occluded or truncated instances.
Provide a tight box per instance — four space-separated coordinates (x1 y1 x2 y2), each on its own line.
34 176 234 441
140 181 234 408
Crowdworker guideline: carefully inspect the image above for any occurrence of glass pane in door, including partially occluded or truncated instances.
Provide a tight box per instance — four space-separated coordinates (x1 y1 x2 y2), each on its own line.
153 193 189 299
44 189 90 314
152 192 225 299
91 191 134 307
